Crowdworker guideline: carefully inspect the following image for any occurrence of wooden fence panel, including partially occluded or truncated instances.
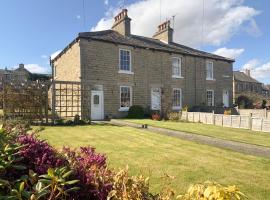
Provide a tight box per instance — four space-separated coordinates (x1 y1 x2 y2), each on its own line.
231 115 241 128
193 112 200 122
188 112 194 122
214 114 223 126
262 119 270 132
205 113 213 124
222 115 231 127
252 118 263 131
239 116 250 129
200 113 207 124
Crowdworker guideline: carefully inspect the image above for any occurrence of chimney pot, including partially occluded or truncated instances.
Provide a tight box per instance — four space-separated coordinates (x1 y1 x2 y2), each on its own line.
112 9 131 36
153 20 174 44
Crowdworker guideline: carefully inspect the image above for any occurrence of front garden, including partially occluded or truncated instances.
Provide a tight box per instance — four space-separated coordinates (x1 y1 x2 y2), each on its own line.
0 121 255 200
38 124 270 199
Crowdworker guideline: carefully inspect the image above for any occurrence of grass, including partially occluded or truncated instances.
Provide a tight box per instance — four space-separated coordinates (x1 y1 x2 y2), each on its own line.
39 124 270 200
123 119 270 147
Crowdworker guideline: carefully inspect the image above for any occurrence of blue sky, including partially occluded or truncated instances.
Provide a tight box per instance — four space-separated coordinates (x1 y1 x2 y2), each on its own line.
0 0 269 83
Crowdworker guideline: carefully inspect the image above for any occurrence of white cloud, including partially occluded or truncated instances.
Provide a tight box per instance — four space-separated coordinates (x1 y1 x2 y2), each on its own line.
92 0 260 47
50 50 62 60
213 47 244 59
242 59 270 83
104 0 109 6
242 59 260 70
12 64 50 74
41 55 48 59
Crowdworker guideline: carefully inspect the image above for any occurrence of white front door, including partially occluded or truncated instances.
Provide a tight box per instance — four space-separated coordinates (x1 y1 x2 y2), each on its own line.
91 91 104 120
151 88 161 110
223 90 229 107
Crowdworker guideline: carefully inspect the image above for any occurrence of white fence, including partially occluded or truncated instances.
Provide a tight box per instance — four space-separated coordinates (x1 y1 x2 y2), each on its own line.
181 112 270 132
238 109 270 119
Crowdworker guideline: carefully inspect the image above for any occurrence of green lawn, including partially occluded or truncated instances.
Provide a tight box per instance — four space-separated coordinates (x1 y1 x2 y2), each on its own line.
39 124 270 200
123 119 270 147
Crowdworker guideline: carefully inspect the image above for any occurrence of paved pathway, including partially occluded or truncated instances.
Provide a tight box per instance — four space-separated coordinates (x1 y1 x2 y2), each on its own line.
108 119 270 158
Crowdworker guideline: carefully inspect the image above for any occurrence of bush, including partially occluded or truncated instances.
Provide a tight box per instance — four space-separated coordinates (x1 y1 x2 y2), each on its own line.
224 109 231 115
152 112 161 121
127 105 144 119
262 99 267 109
63 147 113 200
107 167 153 200
17 133 67 174
177 181 247 200
236 96 253 109
168 112 180 121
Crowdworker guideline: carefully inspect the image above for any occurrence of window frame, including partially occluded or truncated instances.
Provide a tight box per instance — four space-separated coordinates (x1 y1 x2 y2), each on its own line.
206 90 214 106
172 88 182 110
206 61 214 80
172 57 183 78
119 86 132 111
118 49 133 74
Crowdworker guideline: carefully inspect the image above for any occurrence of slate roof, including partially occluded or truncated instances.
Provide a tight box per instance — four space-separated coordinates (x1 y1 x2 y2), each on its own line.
52 30 234 63
233 71 261 83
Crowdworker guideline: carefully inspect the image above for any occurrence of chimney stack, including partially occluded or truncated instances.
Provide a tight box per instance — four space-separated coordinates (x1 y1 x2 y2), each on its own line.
245 69 251 77
153 20 174 44
112 9 131 36
19 63 24 69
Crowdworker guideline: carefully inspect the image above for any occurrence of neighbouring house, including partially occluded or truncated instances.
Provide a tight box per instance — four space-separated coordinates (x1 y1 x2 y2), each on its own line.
233 69 270 103
262 84 270 97
51 9 234 120
0 64 51 85
0 64 31 83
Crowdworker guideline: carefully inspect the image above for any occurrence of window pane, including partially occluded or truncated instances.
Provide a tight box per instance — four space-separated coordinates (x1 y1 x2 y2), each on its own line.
173 89 181 107
206 90 214 106
120 87 131 108
206 62 213 79
172 58 181 77
94 95 99 105
120 50 131 71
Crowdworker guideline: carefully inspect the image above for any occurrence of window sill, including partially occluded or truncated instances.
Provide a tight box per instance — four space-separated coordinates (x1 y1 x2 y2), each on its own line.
206 78 215 81
172 75 184 79
118 70 134 75
118 107 130 112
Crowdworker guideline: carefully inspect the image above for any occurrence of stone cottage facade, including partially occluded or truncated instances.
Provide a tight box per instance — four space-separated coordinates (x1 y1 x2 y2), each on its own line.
51 9 234 120
233 69 270 101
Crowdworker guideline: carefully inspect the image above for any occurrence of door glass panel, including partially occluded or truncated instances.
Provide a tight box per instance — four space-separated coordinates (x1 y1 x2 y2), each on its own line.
94 95 99 105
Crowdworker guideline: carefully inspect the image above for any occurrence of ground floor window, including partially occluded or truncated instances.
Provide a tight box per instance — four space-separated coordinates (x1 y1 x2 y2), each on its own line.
119 86 132 111
172 88 182 110
206 90 214 106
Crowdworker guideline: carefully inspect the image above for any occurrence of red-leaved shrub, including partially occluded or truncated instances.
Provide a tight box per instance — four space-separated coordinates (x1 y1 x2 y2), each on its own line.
152 113 161 121
17 134 67 174
63 147 114 200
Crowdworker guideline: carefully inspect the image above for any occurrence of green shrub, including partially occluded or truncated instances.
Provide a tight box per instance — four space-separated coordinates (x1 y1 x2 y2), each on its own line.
127 105 144 119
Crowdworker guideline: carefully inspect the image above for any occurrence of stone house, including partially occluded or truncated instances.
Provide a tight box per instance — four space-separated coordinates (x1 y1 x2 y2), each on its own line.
233 69 270 101
0 64 31 83
51 9 234 120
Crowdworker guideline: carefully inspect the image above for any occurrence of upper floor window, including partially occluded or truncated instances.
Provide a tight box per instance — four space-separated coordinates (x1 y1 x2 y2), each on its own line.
119 49 131 72
172 57 182 78
206 90 214 106
172 88 182 110
206 61 214 80
119 86 132 111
